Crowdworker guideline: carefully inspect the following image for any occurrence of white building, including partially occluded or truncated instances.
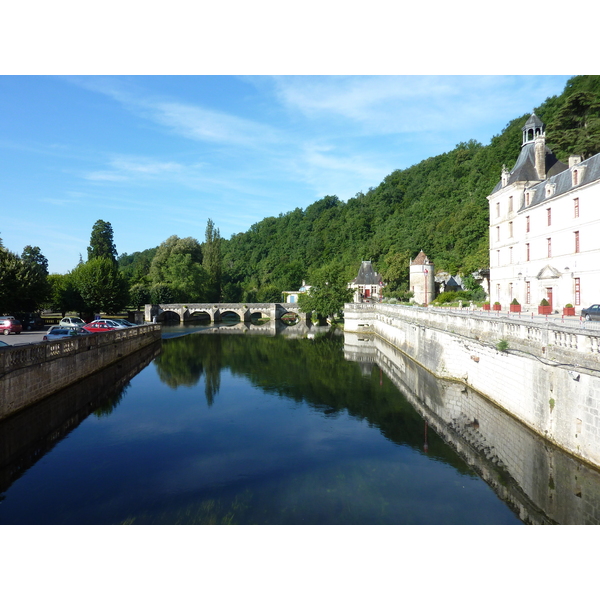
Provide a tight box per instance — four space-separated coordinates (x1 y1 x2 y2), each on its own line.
410 251 435 305
488 113 600 312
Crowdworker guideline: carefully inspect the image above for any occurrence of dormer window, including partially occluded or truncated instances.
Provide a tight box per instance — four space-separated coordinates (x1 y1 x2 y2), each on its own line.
545 183 555 197
572 164 587 186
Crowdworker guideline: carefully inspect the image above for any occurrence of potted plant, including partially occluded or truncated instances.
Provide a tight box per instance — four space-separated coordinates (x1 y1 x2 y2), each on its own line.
563 303 575 316
509 298 521 313
493 302 501 311
482 302 491 311
538 298 552 315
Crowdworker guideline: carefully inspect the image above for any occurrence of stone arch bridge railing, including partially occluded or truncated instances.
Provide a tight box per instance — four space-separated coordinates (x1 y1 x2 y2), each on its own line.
145 303 311 324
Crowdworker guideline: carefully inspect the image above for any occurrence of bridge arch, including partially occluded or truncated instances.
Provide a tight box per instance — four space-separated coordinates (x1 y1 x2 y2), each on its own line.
145 303 311 324
156 310 181 323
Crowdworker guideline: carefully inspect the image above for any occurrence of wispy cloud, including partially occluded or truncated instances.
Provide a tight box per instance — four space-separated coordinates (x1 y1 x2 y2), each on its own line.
85 156 186 182
71 76 281 148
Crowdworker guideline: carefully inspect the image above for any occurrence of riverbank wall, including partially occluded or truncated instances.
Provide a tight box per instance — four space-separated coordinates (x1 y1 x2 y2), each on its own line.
344 303 600 469
0 324 162 420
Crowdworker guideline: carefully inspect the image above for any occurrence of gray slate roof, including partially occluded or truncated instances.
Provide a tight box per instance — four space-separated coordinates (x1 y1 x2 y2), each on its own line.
491 142 567 194
521 151 600 210
352 261 382 285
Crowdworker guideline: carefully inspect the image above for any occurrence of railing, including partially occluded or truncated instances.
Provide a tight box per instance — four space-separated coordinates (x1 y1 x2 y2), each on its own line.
0 324 161 375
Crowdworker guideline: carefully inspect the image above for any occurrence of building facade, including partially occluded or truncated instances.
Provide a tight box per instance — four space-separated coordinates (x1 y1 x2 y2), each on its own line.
410 251 435 305
349 261 383 302
488 113 600 312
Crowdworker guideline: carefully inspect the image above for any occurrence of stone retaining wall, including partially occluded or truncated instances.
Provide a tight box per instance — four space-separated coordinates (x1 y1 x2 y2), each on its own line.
345 303 600 469
0 324 162 420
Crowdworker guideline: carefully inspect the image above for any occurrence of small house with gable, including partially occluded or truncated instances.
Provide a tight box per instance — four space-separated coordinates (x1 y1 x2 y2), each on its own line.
349 261 383 302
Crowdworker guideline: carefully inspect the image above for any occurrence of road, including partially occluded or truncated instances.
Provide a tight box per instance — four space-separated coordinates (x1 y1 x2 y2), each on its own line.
1 328 52 346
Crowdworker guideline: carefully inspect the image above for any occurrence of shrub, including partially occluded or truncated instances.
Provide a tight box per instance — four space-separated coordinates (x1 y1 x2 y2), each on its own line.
496 339 509 352
510 298 520 306
565 303 573 308
539 298 550 306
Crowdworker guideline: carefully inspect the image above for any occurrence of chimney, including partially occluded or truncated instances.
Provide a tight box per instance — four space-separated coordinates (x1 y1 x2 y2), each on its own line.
534 134 546 180
569 155 582 168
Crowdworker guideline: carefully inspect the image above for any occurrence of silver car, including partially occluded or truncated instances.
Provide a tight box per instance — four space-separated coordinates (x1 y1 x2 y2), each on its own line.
59 316 87 329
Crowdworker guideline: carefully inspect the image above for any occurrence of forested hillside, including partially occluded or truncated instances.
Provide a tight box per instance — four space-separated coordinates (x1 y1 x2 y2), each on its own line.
119 75 600 303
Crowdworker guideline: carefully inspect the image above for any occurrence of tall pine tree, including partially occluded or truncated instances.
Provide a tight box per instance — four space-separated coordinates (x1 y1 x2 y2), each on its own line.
87 220 117 263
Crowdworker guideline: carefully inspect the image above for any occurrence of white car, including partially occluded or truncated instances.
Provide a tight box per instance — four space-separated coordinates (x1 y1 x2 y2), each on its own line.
60 316 86 329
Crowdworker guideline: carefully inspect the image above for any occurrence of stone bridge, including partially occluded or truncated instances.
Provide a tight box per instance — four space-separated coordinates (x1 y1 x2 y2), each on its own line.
145 303 311 324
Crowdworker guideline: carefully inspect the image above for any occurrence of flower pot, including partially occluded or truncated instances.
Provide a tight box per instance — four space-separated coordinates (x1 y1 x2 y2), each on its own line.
493 304 501 311
563 306 575 316
538 305 552 315
483 304 490 311
510 304 521 313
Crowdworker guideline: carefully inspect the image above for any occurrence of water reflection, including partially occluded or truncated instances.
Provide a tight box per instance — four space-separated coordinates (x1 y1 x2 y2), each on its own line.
345 332 600 524
0 341 161 497
3 324 598 523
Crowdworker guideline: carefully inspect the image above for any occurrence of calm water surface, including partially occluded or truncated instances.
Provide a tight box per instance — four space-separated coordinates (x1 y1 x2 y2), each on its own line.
0 325 522 524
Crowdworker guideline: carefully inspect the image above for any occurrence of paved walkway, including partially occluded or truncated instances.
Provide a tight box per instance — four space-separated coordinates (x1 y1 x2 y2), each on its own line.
425 306 600 331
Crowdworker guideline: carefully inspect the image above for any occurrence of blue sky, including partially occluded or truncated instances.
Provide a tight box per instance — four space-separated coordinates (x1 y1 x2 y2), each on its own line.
0 75 575 274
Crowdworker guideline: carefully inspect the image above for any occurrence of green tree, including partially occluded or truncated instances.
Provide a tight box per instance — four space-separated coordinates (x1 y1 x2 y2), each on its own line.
129 283 151 310
547 90 600 159
46 273 87 316
150 283 177 304
88 220 118 263
298 264 353 323
20 245 51 311
73 257 129 314
0 246 51 314
150 235 207 301
203 218 222 302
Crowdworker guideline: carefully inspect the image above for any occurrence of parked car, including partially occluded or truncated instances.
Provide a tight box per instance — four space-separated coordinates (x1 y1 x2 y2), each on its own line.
581 305 600 321
0 340 9 347
15 313 45 330
42 327 91 341
59 316 87 329
111 318 137 327
87 319 128 329
82 321 117 333
0 317 22 335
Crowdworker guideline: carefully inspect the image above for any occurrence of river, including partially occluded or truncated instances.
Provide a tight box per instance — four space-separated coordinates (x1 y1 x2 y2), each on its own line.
2 322 598 524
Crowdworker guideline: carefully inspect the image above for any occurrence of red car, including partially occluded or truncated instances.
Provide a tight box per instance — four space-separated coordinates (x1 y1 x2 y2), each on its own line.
82 321 117 333
0 316 22 335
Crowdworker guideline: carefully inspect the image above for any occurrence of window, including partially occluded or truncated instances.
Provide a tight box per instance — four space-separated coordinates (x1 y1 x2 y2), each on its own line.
526 215 530 233
575 231 580 253
509 283 513 299
497 249 500 266
573 170 578 186
547 208 551 226
509 246 513 264
496 202 500 218
496 284 500 301
508 221 513 237
574 197 579 218
525 192 530 206
547 238 552 258
526 243 530 261
496 226 500 242
526 281 531 304
575 278 581 306
509 196 513 212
